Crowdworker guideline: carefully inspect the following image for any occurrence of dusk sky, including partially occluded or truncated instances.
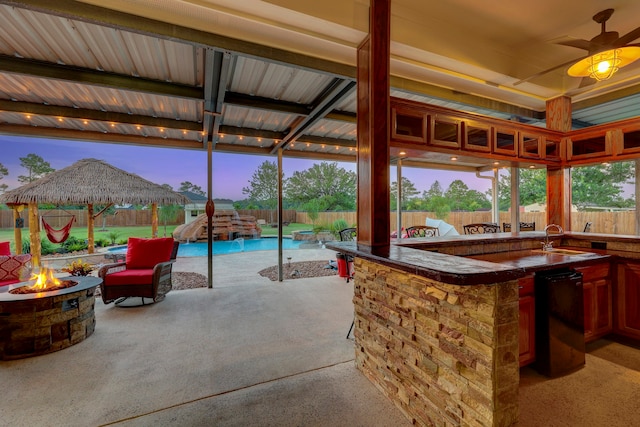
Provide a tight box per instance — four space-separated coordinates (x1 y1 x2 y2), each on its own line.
0 134 491 201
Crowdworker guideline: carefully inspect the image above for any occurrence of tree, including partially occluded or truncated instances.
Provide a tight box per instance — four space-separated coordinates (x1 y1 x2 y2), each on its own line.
178 181 205 196
18 154 54 183
496 169 546 211
572 162 635 209
159 204 182 237
0 162 7 193
96 204 117 231
422 181 449 217
285 162 356 210
390 177 419 210
242 161 280 221
444 180 490 211
497 163 635 211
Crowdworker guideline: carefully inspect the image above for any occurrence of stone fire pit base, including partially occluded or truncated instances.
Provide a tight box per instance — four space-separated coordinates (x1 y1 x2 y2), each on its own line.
0 276 100 361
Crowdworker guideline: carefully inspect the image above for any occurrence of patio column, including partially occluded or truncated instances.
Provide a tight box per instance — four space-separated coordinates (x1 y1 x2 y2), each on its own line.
356 0 391 252
11 204 23 254
546 96 572 229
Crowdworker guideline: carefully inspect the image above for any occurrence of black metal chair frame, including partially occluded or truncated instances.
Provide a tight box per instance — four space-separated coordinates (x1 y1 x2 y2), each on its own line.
337 227 357 339
405 225 440 237
503 222 536 232
463 222 501 234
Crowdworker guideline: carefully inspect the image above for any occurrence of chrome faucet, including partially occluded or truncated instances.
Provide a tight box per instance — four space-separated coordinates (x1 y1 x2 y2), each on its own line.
542 224 563 251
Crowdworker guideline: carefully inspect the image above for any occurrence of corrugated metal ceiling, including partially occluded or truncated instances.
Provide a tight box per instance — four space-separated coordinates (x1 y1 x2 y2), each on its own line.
0 1 638 172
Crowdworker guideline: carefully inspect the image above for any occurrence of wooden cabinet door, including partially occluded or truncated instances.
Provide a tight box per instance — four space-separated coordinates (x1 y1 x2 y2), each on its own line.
616 262 640 340
518 276 535 367
519 295 535 367
577 263 612 342
594 278 613 337
583 280 595 342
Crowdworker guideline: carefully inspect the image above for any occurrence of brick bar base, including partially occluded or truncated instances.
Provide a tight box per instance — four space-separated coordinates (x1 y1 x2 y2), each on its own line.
0 286 97 360
353 258 520 426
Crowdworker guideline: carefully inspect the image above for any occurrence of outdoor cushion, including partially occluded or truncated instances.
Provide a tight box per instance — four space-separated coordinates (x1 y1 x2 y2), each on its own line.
104 268 154 286
125 237 174 269
0 254 32 282
0 278 21 287
0 241 10 256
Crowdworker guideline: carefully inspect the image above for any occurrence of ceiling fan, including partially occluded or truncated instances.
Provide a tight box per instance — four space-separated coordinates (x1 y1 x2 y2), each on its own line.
514 9 640 86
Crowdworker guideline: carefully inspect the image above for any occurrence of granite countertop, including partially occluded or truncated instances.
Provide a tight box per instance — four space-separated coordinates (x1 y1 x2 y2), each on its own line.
327 236 615 286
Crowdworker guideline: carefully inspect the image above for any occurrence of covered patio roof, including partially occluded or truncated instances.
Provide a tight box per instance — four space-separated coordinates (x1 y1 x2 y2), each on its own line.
0 1 639 173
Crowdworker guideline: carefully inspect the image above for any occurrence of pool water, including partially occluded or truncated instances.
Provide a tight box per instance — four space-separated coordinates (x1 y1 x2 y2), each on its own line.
108 238 304 257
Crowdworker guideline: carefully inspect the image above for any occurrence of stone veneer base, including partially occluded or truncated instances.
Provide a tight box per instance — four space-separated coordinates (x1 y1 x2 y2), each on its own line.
0 283 98 360
353 258 520 426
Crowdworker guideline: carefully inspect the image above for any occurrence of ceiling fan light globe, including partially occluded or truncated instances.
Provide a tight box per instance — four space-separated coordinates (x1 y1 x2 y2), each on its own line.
567 46 640 80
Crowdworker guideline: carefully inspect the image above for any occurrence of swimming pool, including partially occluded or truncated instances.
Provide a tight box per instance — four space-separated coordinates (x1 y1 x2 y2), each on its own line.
108 237 304 257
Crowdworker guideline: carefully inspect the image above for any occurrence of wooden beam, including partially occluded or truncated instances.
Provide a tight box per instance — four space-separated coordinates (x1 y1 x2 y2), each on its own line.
357 0 391 251
0 99 201 131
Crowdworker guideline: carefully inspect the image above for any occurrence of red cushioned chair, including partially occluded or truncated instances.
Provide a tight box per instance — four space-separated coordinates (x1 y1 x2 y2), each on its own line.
98 238 179 306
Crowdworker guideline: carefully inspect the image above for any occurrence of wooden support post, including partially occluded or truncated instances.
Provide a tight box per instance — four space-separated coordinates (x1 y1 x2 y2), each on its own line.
12 206 23 254
356 0 391 253
87 204 95 254
546 96 572 229
151 203 158 238
28 203 40 267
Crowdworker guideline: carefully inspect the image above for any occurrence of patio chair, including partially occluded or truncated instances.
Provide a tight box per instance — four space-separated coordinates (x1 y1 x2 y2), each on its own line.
584 222 593 232
98 237 179 306
503 222 536 232
463 223 501 234
406 225 439 237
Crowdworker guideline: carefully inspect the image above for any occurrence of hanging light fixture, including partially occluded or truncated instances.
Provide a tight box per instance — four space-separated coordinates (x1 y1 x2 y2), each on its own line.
568 46 640 81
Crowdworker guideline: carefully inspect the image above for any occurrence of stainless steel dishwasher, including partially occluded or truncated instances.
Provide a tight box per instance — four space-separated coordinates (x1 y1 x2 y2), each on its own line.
534 268 585 377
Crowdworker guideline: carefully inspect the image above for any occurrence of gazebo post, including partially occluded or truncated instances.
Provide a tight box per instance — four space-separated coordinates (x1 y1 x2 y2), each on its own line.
9 203 24 254
151 203 158 238
87 204 95 254
28 202 41 267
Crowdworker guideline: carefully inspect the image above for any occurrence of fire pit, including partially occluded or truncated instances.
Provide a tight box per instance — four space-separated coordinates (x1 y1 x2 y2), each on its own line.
0 270 101 361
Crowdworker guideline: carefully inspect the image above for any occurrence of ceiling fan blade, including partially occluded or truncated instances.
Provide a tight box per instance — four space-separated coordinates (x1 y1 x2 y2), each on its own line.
513 56 588 86
578 76 596 88
614 27 640 47
555 38 593 51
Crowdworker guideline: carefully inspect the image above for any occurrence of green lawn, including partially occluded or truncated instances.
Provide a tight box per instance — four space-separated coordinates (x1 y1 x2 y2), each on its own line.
0 225 178 252
0 223 313 252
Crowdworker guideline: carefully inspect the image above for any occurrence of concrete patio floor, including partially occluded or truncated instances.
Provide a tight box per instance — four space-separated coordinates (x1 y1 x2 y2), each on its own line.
2 248 411 426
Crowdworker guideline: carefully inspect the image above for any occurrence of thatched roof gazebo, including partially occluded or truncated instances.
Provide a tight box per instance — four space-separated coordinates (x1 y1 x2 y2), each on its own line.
0 158 190 265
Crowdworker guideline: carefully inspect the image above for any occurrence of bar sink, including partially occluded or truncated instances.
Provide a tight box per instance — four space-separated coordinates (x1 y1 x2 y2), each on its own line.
532 248 592 256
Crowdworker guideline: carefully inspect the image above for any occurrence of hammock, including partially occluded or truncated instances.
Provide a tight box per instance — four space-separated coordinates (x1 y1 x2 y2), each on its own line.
41 215 75 243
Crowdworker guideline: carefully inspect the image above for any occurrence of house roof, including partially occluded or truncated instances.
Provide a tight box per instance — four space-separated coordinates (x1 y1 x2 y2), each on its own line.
1 1 639 173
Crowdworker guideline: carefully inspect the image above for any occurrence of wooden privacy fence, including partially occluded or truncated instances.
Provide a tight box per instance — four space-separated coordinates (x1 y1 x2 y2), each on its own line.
2 208 638 235
294 210 639 236
0 209 185 229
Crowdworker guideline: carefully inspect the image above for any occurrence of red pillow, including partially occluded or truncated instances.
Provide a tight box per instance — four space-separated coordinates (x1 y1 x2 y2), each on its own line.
126 238 175 269
0 241 11 256
0 254 32 281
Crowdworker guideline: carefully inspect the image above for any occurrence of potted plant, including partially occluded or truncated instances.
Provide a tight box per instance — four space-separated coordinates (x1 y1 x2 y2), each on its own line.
62 259 94 276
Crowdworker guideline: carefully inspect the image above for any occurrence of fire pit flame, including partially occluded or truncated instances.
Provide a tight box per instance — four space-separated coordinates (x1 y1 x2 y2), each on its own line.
8 267 77 295
30 267 62 291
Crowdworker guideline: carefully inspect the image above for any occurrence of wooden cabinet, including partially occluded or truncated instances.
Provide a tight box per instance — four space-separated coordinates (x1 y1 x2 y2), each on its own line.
615 261 640 340
518 275 535 367
576 263 612 342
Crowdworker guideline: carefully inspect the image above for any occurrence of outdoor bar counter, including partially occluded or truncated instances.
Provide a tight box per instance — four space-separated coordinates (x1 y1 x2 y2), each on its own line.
326 232 640 427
